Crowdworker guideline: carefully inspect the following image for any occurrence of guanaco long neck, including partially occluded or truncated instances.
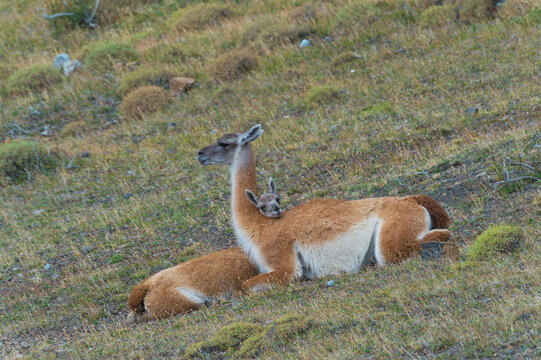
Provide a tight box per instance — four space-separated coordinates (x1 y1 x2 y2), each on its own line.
230 144 260 223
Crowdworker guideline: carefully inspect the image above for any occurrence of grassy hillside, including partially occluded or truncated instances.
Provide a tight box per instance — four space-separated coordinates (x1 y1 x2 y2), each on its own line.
1 0 539 358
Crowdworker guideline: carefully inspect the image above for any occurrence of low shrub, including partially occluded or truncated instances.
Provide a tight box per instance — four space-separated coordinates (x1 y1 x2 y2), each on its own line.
0 140 58 183
498 0 539 19
7 64 62 94
211 50 257 81
458 0 497 24
119 66 178 95
119 86 170 120
167 3 237 32
420 5 457 27
467 224 523 261
80 41 139 70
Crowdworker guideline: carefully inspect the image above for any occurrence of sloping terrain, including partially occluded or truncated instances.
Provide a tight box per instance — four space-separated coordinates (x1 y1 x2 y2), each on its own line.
0 0 539 358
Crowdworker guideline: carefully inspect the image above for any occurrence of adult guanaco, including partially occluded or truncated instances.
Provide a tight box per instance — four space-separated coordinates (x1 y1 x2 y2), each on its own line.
197 124 455 292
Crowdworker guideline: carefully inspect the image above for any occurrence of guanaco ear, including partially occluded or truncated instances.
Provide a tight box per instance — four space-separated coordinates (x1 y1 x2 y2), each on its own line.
239 124 263 146
245 190 259 206
268 177 276 194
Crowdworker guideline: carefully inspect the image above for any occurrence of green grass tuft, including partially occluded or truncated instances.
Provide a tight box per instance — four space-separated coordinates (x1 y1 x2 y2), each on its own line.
6 64 62 94
467 224 523 261
329 1 381 34
420 5 457 28
303 85 342 105
61 121 90 137
81 41 139 70
118 66 178 95
0 140 58 183
167 3 237 33
211 49 257 81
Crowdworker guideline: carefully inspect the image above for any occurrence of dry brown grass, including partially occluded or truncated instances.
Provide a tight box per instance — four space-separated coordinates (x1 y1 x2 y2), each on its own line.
167 3 238 33
499 0 539 19
211 49 257 81
61 121 89 137
119 85 170 120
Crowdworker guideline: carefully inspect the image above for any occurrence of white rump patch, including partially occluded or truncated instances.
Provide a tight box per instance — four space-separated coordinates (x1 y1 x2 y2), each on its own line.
176 287 209 305
295 217 380 278
417 208 433 240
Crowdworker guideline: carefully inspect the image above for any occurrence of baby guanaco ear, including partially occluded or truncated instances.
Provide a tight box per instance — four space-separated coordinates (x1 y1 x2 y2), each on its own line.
239 124 263 146
245 190 259 206
268 177 276 194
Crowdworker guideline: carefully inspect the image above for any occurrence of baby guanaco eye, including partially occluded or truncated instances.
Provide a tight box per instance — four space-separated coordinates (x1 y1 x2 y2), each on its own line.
219 142 229 147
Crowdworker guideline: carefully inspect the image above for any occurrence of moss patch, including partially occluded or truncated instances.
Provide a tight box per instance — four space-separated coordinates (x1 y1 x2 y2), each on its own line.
185 322 264 358
0 140 58 183
119 86 170 120
467 225 523 261
7 64 62 94
211 50 257 81
168 3 237 33
303 85 342 106
81 41 139 70
237 315 312 357
119 66 178 95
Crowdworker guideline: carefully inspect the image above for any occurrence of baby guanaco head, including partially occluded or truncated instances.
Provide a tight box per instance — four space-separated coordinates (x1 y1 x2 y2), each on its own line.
245 177 282 218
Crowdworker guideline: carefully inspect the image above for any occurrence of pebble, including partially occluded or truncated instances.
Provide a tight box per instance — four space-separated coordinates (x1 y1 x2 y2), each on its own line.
123 193 134 199
324 36 334 42
52 273 60 279
167 122 177 129
299 39 312 48
62 59 82 76
44 263 51 270
82 245 94 254
127 170 136 176
53 53 70 69
79 151 91 158
325 280 336 287
32 209 45 216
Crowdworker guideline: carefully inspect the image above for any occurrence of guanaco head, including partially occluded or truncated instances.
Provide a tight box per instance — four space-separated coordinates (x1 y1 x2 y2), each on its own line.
245 177 282 218
197 124 263 165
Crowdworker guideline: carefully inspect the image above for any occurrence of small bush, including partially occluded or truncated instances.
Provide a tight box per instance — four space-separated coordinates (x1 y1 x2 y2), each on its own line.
168 3 237 32
80 42 139 70
498 0 539 19
0 140 58 183
458 0 497 24
238 315 312 357
329 1 381 34
467 224 523 261
119 86 170 120
61 121 89 137
7 64 62 94
420 5 457 27
239 18 314 47
46 0 154 28
119 66 178 95
185 322 264 358
211 50 257 81
304 85 342 105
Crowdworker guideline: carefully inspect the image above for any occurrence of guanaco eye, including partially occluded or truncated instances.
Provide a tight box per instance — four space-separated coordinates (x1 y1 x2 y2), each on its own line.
276 197 280 203
219 142 229 148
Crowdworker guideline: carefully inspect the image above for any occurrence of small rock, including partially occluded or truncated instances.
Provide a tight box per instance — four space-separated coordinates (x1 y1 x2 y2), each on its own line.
324 36 334 42
299 39 312 48
169 77 195 95
127 170 136 176
167 122 177 129
325 280 336 287
53 53 70 69
350 69 356 73
123 193 134 199
32 209 45 216
41 125 51 137
44 263 51 270
20 341 30 349
81 245 94 254
466 107 479 115
62 59 82 76
52 273 60 279
79 151 91 158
